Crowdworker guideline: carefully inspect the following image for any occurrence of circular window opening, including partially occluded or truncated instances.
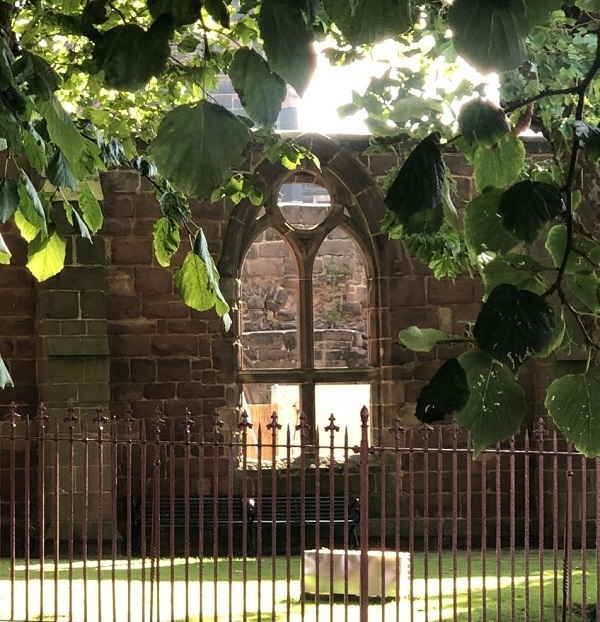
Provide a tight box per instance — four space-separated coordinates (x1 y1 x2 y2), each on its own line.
278 175 331 230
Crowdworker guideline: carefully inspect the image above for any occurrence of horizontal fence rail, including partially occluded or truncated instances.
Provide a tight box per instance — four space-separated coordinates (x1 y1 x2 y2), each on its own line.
0 402 598 621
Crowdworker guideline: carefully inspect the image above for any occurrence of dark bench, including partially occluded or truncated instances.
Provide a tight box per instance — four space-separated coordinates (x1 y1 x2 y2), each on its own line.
128 496 253 555
250 495 361 551
127 495 360 556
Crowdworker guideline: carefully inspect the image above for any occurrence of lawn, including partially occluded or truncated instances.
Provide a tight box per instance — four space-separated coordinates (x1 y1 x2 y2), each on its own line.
0 550 597 621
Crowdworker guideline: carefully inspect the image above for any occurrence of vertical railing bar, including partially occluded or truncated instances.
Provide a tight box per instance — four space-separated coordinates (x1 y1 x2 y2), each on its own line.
124 407 134 622
82 417 89 622
378 422 385 621
537 420 546 622
53 418 60 622
140 419 147 622
343 426 350 622
423 425 431 622
228 418 235 622
314 425 321 622
237 410 250 622
466 429 472 622
510 434 516 622
524 430 531 622
183 410 192 622
297 413 307 619
64 407 77 622
169 418 176 622
409 426 415 622
269 412 280 622
359 406 370 622
594 458 600 620
481 448 487 622
198 423 205 621
38 405 47 622
8 405 17 622
580 452 587 622
286 424 293 622
111 415 118 622
211 412 221 622
437 428 443 622
25 417 31 622
256 423 263 622
451 421 459 622
495 442 502 622
329 415 339 619
564 444 574 622
96 408 107 622
553 430 559 622
391 415 402 622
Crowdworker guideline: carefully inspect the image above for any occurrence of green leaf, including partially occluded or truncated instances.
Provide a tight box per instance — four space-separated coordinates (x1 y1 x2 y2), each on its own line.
258 0 317 96
46 148 78 190
448 0 529 73
473 134 526 191
0 232 11 265
0 100 22 153
160 191 191 224
416 359 470 424
153 216 181 267
78 182 104 234
150 101 250 199
14 209 40 242
148 0 202 26
458 99 510 145
482 254 548 298
546 367 600 457
70 206 92 242
22 127 47 173
0 354 14 390
498 180 564 243
456 349 527 457
0 177 19 224
36 95 86 163
203 0 230 28
12 51 62 100
174 250 231 324
229 48 287 126
384 133 445 235
18 173 47 238
399 326 466 352
93 24 170 91
566 272 600 312
473 283 557 371
523 0 562 25
573 121 600 162
192 228 230 317
545 225 600 275
70 140 105 178
322 0 412 46
464 189 518 255
26 230 67 281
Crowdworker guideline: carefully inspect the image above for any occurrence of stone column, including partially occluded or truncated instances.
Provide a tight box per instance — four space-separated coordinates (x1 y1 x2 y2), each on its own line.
35 228 112 544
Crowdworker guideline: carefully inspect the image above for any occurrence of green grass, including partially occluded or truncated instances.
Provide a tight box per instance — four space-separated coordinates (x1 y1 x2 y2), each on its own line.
0 550 597 621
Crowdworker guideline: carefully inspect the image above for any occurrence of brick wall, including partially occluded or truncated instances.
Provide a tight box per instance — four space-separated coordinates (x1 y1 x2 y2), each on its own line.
0 133 570 545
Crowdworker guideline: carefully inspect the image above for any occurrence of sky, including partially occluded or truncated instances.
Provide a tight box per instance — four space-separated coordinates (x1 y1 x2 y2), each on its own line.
296 41 500 134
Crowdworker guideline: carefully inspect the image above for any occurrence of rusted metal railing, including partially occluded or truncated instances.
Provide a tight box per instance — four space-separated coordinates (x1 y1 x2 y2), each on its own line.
0 402 597 622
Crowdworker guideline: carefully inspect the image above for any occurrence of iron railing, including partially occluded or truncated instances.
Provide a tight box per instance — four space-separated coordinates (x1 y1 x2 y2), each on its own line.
0 402 597 622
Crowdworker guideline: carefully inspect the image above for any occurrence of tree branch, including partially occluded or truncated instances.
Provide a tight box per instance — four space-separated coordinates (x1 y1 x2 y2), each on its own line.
544 31 600 299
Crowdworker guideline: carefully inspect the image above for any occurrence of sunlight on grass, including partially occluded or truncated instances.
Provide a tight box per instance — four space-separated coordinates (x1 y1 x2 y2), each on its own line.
0 551 596 621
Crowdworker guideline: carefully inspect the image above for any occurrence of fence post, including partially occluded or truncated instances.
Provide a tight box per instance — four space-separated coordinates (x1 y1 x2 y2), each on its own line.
359 405 369 622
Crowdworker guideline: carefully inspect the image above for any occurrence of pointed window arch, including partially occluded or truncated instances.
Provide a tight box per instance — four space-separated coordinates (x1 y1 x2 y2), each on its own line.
220 138 382 454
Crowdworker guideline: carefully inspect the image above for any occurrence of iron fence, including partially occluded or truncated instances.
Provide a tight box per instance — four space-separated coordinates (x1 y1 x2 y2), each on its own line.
0 402 597 621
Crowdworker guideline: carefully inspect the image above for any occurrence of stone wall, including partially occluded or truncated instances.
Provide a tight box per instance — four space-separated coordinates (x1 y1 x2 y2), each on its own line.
0 133 570 546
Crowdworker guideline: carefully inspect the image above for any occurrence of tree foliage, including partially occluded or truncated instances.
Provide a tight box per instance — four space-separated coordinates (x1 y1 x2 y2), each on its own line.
0 1 600 455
